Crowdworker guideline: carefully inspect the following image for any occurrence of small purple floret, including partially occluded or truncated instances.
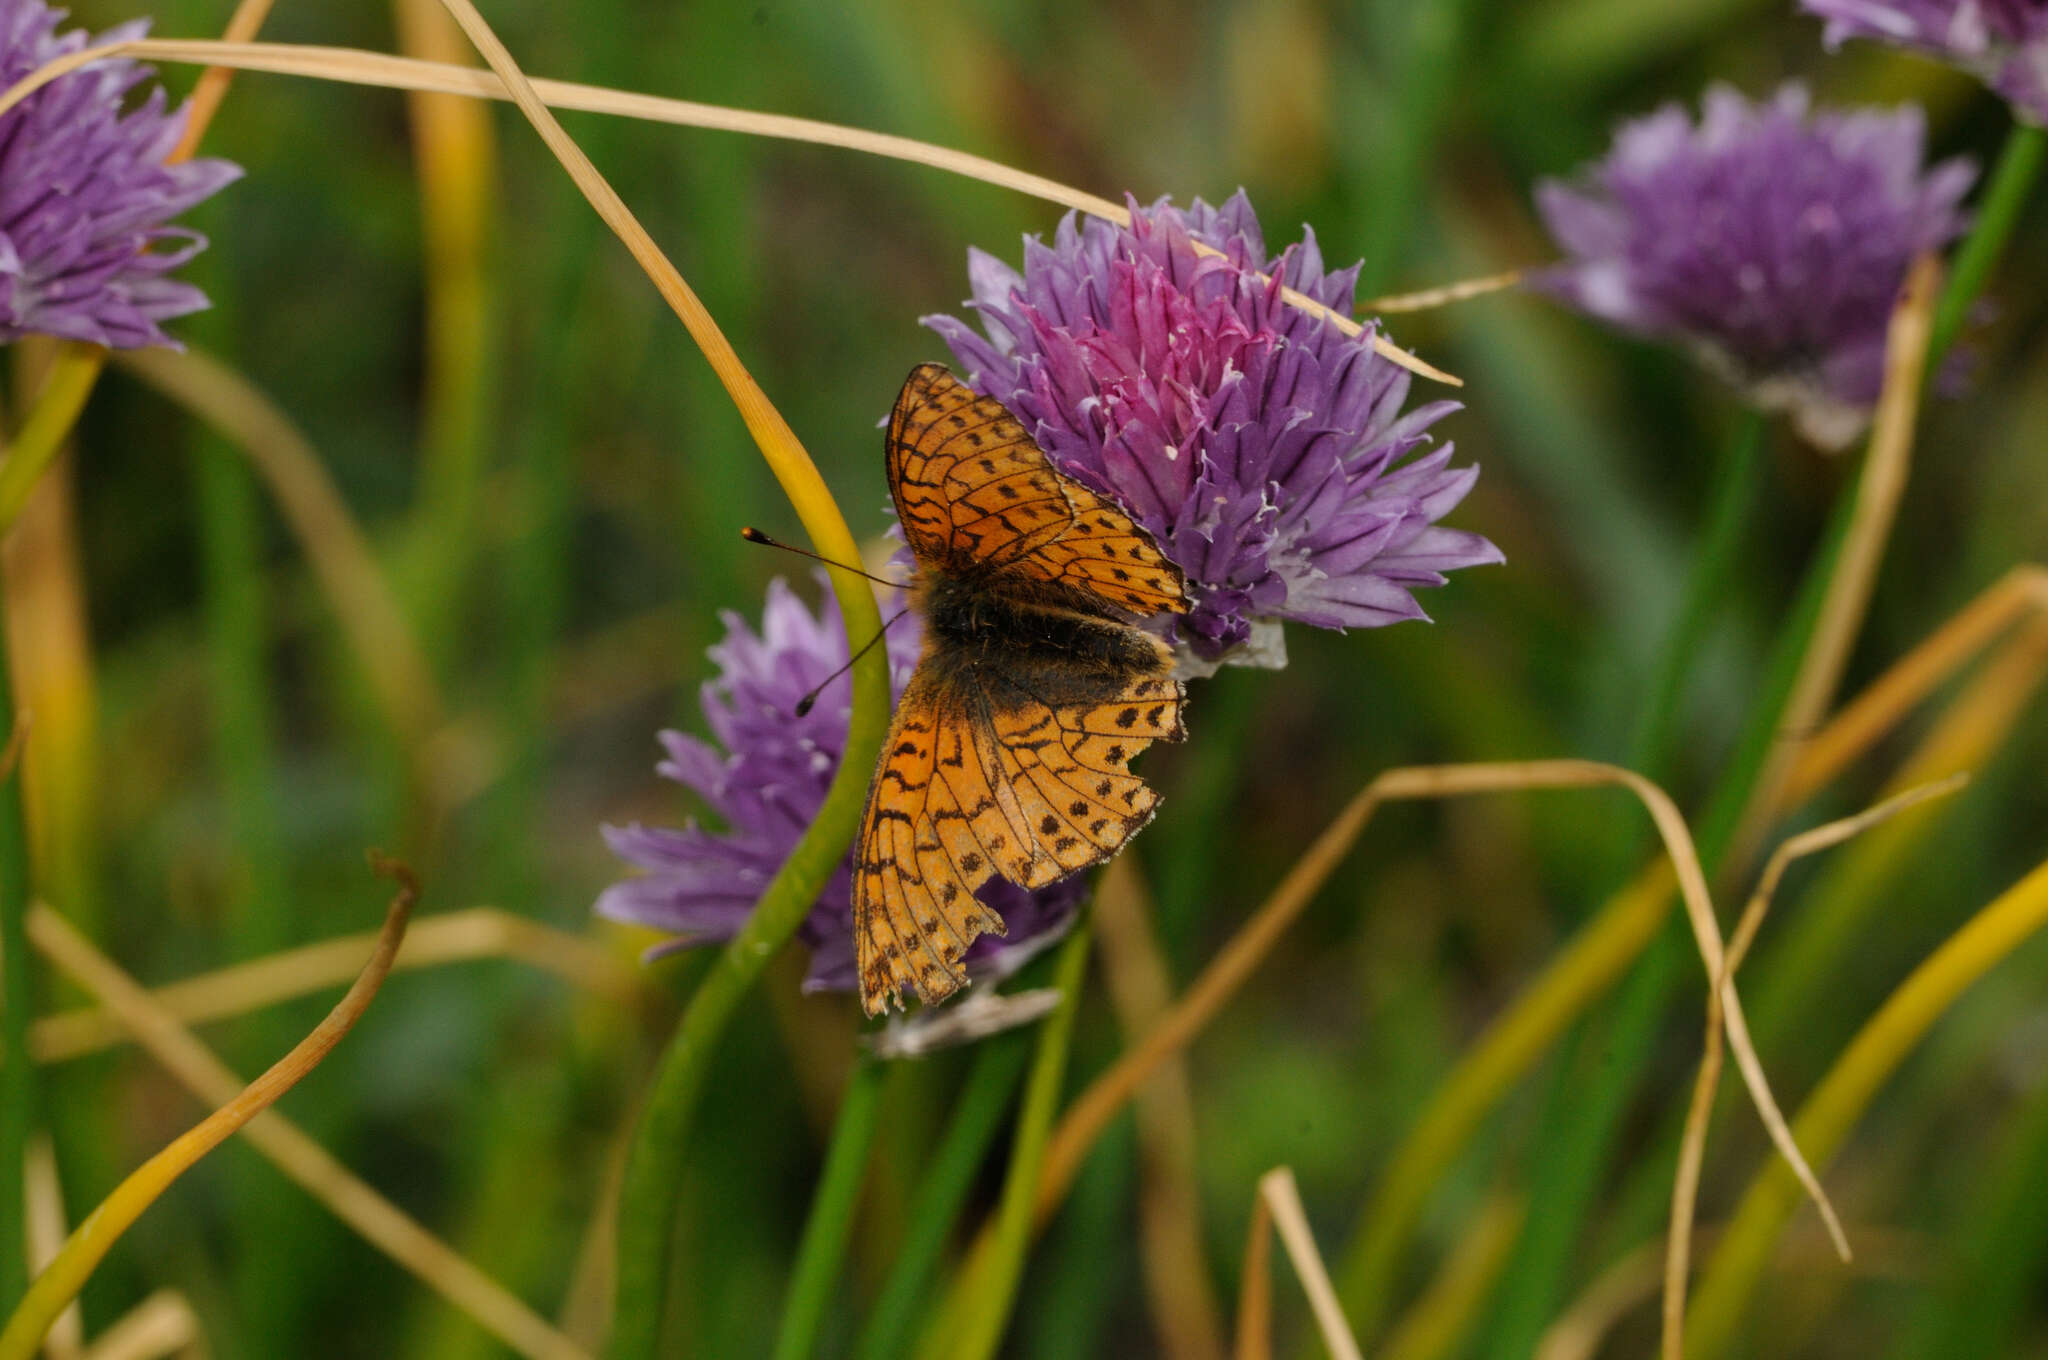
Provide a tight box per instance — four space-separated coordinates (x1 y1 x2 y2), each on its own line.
0 0 241 348
926 191 1500 665
1803 0 2048 125
1530 83 1975 448
596 575 1083 994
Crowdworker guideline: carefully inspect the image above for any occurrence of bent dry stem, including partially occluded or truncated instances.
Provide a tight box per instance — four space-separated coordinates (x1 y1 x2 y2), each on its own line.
0 613 34 1317
392 4 889 1353
1341 233 1967 1347
1686 854 2048 1358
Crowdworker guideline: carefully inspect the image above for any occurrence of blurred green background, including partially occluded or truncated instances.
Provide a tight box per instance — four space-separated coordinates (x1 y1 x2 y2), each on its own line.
12 0 2048 1355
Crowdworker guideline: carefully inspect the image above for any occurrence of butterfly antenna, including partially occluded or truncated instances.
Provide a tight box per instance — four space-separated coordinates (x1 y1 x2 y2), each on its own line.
740 527 904 588
794 608 912 717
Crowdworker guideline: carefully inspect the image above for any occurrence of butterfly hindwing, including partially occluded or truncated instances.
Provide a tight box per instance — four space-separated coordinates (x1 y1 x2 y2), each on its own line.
855 670 1028 1016
887 363 1190 618
854 659 1186 1016
857 363 1194 1017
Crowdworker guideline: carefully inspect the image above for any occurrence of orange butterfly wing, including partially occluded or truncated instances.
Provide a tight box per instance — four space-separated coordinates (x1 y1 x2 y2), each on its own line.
855 364 1193 1017
886 363 1188 618
855 667 1185 1016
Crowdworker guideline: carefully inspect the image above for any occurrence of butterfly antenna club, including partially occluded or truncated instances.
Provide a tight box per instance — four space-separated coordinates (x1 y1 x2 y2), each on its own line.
740 526 903 588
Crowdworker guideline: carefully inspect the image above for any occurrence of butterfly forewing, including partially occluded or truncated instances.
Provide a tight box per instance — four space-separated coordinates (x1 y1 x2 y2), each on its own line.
857 364 1193 1017
887 363 1189 618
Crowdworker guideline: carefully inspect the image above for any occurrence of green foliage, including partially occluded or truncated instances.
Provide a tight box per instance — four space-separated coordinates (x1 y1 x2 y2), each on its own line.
8 1 2048 1356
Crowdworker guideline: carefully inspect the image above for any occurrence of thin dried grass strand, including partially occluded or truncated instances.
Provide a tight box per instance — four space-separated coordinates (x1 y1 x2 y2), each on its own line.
1033 760 1840 1257
1361 270 1524 313
1259 1168 1364 1360
76 1291 200 1360
0 39 1460 386
1235 1193 1274 1360
1785 565 2048 807
1 862 421 1360
166 0 277 161
1539 1226 1919 1360
27 907 640 1063
21 901 586 1360
1731 255 1941 864
1661 775 1966 1359
1094 857 1226 1360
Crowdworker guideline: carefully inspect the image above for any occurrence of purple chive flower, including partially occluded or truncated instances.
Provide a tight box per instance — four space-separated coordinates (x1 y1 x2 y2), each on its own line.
1803 0 2048 125
0 0 241 348
597 575 1083 995
1531 83 1975 449
925 191 1500 667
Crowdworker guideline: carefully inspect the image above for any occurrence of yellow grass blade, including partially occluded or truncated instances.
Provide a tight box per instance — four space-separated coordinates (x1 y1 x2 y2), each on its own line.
12 888 587 1360
0 38 1461 386
0 859 419 1360
1686 852 2048 1357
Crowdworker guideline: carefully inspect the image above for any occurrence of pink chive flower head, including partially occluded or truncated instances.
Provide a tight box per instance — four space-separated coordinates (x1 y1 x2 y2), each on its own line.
1531 83 1975 448
925 192 1501 666
0 0 241 348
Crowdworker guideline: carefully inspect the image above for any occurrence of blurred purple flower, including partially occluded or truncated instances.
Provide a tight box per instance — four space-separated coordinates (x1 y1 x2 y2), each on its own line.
597 574 1083 994
1531 83 1974 449
0 0 241 348
925 191 1500 667
1803 0 2048 124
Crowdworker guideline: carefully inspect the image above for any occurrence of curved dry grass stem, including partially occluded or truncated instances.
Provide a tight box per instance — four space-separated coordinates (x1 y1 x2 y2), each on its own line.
1094 857 1226 1360
112 347 446 767
1031 760 1839 1257
1360 270 1525 313
0 859 422 1360
26 907 641 1063
1259 1169 1363 1360
0 38 1461 386
1730 254 1941 866
1783 564 2048 807
1688 853 2048 1356
1660 774 1967 1360
16 888 587 1360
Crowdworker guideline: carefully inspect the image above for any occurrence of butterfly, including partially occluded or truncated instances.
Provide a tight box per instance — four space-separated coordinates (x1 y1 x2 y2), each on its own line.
854 363 1192 1017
